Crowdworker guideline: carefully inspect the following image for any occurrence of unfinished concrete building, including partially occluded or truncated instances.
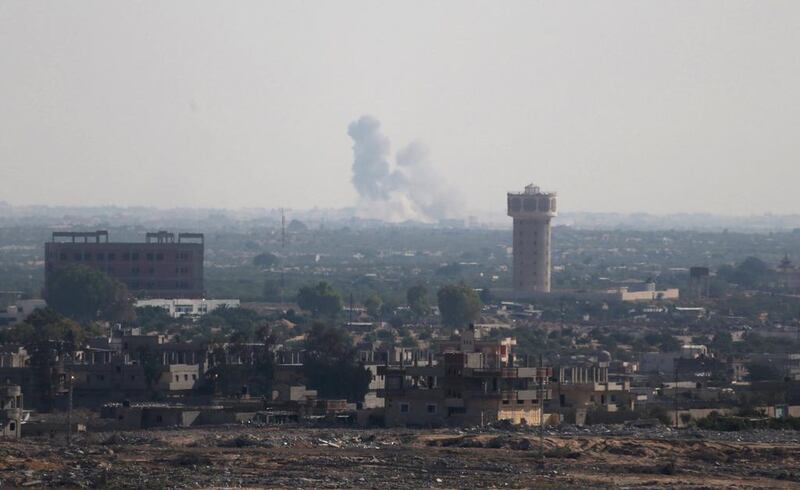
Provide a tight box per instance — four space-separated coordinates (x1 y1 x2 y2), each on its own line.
550 361 635 425
1 384 23 438
379 326 551 427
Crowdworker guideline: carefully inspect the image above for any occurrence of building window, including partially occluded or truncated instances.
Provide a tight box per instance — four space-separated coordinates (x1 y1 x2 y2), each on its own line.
108 253 116 260
84 253 92 260
156 253 164 261
184 374 189 381
60 252 67 261
96 252 105 260
146 253 154 261
74 253 82 261
122 253 130 261
131 253 139 261
427 404 437 414
175 375 179 382
502 399 510 405
400 403 409 413
517 399 524 405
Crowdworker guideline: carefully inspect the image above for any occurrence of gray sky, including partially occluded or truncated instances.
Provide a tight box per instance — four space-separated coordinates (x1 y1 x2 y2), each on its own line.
1 1 799 216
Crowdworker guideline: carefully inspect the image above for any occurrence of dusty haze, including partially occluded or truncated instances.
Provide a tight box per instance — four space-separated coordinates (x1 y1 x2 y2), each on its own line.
1 1 799 216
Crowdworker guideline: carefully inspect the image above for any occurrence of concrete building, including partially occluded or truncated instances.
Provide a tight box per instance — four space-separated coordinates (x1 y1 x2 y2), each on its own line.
69 332 208 407
550 362 635 425
44 230 204 299
0 345 28 368
379 326 551 427
0 384 23 438
507 184 557 294
135 298 240 318
688 267 711 299
0 299 47 326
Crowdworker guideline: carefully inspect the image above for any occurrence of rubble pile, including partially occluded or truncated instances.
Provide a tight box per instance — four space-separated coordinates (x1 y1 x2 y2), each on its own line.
0 425 797 488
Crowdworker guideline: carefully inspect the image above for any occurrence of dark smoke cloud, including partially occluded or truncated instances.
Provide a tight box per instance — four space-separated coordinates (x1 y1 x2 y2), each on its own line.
347 115 462 222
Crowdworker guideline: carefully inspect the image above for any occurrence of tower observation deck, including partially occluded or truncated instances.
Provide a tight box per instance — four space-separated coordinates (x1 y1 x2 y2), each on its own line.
507 184 557 294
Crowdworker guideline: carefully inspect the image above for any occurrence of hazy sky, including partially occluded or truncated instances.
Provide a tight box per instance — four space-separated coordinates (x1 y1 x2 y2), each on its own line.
1 1 799 215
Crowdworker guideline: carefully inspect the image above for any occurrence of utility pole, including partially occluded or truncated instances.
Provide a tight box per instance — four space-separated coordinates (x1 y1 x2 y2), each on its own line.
349 292 354 327
67 368 73 445
673 365 679 428
279 208 286 310
538 354 545 470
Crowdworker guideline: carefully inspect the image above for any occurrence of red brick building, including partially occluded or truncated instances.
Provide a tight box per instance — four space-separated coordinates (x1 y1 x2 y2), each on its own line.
44 231 204 299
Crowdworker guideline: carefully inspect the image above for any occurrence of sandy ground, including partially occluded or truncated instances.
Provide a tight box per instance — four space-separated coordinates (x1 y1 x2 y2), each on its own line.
1 426 799 489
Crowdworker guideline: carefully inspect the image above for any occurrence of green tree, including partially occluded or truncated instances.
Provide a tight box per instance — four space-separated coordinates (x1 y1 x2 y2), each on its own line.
136 344 164 398
263 279 282 302
205 324 275 397
136 306 175 333
719 257 770 289
437 283 482 327
406 284 430 318
710 332 733 355
364 293 383 318
303 322 371 402
479 288 494 304
253 252 279 268
199 306 264 341
18 308 84 410
46 265 134 323
746 362 783 382
296 281 343 318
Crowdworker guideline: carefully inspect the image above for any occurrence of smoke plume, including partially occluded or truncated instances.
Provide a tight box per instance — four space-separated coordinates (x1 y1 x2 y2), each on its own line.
348 115 462 222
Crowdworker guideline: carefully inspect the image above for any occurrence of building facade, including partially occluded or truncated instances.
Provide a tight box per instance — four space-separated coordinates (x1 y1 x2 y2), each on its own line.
0 384 23 438
44 230 204 299
507 184 557 294
135 298 239 318
379 327 551 427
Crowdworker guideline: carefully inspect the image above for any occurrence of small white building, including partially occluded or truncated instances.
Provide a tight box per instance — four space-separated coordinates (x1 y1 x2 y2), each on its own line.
135 298 240 318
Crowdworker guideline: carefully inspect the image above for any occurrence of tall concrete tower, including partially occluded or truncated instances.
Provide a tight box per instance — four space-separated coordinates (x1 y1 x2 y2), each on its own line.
507 184 557 294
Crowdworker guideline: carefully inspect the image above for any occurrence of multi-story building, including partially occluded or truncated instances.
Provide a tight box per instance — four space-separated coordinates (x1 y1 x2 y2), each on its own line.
70 331 208 407
44 230 204 299
0 384 23 439
379 326 551 427
550 361 635 425
507 184 557 294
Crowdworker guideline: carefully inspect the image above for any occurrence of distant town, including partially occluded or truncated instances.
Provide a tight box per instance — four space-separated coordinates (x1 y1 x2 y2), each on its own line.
0 186 799 486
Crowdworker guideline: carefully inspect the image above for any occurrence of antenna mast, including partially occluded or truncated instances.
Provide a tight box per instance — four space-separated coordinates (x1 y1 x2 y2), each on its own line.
280 208 286 310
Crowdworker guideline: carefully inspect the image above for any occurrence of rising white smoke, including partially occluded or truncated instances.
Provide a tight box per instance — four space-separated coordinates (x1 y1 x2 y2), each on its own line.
347 115 462 223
